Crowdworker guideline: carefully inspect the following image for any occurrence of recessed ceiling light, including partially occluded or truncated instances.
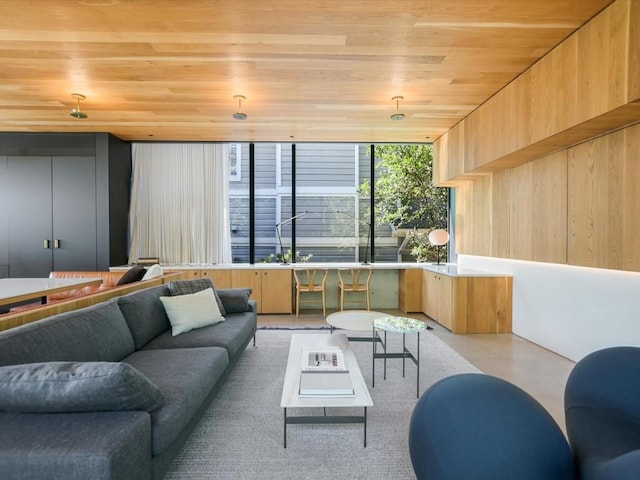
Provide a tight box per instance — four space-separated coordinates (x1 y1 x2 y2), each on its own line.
390 96 405 121
233 95 247 120
70 93 88 119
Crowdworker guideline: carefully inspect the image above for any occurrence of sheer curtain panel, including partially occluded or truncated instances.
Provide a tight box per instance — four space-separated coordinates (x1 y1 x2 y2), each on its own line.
128 143 232 264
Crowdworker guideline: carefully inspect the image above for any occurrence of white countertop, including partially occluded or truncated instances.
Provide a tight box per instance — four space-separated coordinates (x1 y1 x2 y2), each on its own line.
422 263 511 277
111 262 511 277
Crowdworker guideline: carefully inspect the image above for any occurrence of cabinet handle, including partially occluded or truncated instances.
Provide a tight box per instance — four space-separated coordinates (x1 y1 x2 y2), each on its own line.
43 239 50 249
54 239 61 249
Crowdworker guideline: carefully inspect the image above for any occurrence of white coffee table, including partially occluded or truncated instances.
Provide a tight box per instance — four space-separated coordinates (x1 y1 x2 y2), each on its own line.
280 333 373 448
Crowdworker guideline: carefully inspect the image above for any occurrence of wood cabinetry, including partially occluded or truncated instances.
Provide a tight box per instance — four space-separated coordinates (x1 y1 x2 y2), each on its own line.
163 268 200 280
201 268 230 287
201 268 292 314
398 269 423 313
422 270 453 330
422 268 512 334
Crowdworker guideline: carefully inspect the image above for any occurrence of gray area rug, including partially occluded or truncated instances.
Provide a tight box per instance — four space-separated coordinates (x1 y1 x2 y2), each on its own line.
165 329 481 480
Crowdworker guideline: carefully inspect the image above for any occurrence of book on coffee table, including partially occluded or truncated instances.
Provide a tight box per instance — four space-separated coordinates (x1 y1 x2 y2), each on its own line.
298 371 355 396
300 346 348 372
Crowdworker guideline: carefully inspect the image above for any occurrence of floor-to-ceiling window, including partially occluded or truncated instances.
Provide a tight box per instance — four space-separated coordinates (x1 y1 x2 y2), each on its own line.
228 143 251 262
228 142 446 263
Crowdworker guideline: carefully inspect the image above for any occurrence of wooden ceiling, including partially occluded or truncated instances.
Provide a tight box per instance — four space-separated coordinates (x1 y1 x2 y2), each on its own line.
0 0 613 143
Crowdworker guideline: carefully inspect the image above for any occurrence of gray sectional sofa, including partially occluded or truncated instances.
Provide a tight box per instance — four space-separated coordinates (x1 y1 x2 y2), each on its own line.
0 279 257 480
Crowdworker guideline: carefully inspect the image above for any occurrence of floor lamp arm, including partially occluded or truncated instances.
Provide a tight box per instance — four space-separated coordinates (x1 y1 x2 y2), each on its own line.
275 224 288 265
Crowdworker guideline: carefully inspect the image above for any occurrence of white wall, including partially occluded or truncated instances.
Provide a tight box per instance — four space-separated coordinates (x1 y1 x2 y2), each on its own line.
458 255 640 362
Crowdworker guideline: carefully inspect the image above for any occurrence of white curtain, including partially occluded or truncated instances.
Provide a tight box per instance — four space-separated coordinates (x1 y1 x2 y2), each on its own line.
128 143 232 264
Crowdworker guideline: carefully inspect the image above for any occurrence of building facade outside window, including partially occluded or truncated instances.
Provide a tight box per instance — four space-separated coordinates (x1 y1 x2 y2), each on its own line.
228 143 445 263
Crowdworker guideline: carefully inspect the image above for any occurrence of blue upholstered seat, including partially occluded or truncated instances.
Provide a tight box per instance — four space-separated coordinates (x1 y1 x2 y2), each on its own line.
565 346 640 480
409 373 575 480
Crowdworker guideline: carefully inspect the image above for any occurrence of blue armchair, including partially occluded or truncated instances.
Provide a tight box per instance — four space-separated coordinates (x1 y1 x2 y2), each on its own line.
564 346 640 480
408 373 575 480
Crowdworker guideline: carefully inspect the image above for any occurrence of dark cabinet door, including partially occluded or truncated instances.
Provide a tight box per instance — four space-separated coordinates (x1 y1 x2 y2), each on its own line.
7 156 54 277
52 156 97 271
7 156 98 277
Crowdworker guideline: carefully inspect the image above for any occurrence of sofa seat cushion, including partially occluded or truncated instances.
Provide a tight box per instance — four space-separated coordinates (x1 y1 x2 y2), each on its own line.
123 347 229 456
0 410 151 480
0 300 135 366
0 362 164 413
142 311 256 358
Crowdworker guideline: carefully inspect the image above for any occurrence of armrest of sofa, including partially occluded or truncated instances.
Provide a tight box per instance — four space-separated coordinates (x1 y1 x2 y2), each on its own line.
248 299 258 314
0 410 152 480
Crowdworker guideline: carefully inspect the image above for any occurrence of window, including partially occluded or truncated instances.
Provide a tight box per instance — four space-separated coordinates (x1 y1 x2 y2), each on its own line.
229 143 242 181
227 142 447 264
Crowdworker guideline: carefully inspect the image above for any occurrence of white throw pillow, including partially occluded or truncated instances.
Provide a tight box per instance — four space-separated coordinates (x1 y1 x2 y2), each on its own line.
159 288 225 336
142 263 163 280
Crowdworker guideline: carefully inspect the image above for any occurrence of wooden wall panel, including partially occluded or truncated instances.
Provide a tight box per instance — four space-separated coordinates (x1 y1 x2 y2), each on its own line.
454 181 473 255
568 130 625 269
433 131 449 186
622 124 640 270
443 1 640 274
491 169 511 258
472 175 494 257
509 151 568 263
628 0 640 102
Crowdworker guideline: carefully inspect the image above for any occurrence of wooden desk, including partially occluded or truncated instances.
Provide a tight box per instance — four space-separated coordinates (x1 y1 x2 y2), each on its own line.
0 278 103 308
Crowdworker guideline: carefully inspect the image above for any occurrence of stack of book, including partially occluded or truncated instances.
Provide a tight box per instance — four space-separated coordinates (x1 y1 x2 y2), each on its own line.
298 346 354 397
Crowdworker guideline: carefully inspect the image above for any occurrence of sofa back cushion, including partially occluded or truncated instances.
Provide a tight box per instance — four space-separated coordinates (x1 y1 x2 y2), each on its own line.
169 278 227 315
117 285 171 349
0 300 135 366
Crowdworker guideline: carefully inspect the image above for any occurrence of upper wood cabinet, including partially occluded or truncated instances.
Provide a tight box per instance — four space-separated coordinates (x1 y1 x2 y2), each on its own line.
432 0 640 181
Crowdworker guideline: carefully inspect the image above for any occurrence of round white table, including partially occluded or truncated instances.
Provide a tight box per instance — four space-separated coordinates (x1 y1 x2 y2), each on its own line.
325 309 387 333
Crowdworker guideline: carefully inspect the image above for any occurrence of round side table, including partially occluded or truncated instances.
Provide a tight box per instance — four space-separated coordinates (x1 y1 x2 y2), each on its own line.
372 316 427 398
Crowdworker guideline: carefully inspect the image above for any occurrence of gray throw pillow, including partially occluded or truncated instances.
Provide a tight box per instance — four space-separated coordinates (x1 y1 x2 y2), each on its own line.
218 288 253 313
169 278 226 315
0 362 165 413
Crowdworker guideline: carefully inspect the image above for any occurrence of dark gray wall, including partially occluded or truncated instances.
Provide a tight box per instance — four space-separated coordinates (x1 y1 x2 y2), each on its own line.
0 156 8 278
